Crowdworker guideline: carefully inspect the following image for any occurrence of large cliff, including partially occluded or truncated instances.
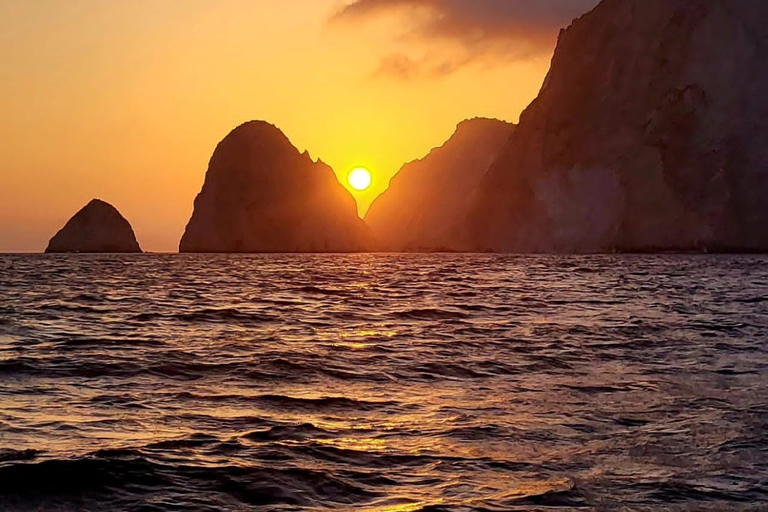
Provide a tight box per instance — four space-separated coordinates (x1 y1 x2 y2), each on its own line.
179 121 369 253
366 118 514 251
46 199 142 253
469 0 768 253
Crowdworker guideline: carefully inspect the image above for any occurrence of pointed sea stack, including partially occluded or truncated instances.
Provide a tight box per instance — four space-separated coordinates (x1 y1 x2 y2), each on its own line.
366 118 514 251
179 121 369 253
469 0 768 253
46 199 142 253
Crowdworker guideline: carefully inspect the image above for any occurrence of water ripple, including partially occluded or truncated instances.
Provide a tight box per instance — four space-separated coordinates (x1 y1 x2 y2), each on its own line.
0 254 767 511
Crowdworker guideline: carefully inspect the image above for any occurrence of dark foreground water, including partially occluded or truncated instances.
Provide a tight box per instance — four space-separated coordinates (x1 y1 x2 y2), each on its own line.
0 254 766 512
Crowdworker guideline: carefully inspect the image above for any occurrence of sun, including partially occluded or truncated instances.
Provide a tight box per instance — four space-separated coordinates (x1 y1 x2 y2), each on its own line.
348 167 372 192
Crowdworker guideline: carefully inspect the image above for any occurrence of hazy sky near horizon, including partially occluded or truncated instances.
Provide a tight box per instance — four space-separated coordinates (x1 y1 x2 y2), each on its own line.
0 0 598 252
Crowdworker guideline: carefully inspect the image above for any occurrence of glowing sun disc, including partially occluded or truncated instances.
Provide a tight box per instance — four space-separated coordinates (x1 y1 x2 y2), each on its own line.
348 168 372 191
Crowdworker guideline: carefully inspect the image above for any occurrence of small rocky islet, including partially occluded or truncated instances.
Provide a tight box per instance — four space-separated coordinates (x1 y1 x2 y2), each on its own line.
45 199 142 254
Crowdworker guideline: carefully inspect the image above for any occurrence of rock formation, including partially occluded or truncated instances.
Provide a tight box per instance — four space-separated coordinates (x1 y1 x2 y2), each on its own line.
468 0 768 253
46 199 142 253
366 118 514 251
179 121 369 253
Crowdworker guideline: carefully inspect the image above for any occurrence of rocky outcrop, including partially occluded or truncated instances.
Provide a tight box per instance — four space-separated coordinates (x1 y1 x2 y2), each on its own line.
469 0 768 253
366 118 514 251
46 199 142 253
179 121 369 253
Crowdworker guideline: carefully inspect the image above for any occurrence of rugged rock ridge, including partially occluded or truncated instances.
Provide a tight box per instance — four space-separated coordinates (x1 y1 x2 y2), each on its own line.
179 121 369 253
469 0 768 253
366 118 514 251
46 199 142 253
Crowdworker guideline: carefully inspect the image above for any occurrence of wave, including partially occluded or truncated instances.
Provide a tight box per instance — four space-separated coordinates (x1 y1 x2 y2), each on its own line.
297 285 349 296
242 423 333 442
0 449 160 495
70 293 102 303
505 485 588 508
0 356 410 384
130 308 278 324
0 358 38 374
641 479 768 504
57 336 164 348
165 392 397 413
409 362 496 380
37 303 111 314
736 296 768 304
255 394 398 411
561 384 635 394
0 447 382 507
391 308 468 321
145 433 221 450
0 449 39 464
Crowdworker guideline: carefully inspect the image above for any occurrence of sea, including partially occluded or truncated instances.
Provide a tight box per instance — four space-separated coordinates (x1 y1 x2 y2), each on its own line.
0 254 766 512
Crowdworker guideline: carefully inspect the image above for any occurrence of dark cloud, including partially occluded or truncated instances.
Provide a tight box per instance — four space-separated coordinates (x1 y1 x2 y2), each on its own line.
331 0 600 78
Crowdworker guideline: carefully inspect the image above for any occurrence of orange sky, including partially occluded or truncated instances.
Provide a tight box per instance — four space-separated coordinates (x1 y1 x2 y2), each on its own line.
0 0 572 252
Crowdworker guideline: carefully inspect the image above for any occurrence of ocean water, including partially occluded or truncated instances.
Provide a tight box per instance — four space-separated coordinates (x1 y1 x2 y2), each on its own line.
0 254 766 512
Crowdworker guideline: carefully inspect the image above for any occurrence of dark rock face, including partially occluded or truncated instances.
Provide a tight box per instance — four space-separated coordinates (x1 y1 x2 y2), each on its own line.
469 0 768 253
46 199 142 253
366 118 514 251
179 121 369 253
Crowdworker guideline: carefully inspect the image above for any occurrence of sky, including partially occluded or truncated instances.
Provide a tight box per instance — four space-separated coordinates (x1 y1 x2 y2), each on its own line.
0 0 598 252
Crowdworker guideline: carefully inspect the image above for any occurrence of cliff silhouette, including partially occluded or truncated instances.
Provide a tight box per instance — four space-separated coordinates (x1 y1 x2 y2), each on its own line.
366 118 514 251
465 0 768 253
179 121 370 253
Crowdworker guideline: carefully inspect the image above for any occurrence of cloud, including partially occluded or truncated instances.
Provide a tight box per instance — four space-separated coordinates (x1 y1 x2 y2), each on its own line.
331 0 600 78
371 52 471 80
